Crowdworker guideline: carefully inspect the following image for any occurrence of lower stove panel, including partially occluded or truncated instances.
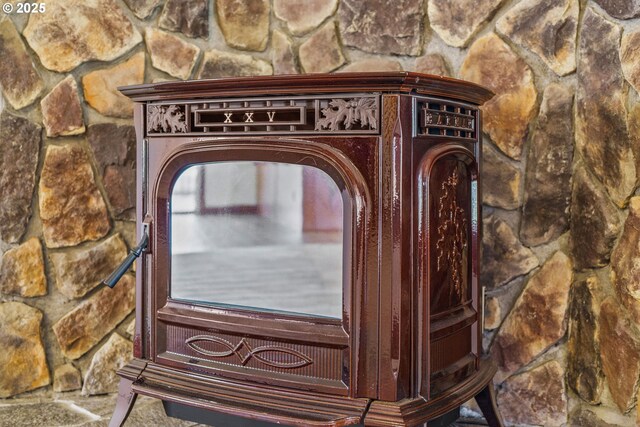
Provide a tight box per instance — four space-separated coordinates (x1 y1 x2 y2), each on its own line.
156 321 349 395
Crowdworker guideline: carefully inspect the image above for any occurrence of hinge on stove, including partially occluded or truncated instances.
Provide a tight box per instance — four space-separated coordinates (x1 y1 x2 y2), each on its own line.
102 220 150 288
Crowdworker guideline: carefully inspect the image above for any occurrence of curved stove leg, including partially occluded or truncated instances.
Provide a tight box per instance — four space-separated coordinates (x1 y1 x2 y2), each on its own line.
109 378 138 427
474 383 504 427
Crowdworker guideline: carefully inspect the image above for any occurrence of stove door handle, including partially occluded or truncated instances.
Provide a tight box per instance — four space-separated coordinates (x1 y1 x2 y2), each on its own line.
102 226 149 288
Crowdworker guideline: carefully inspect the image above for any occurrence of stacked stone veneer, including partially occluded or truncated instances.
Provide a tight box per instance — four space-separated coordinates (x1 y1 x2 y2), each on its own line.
0 0 639 425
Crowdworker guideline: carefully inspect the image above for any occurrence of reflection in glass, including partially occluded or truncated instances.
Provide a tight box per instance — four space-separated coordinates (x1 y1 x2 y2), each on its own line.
170 162 344 318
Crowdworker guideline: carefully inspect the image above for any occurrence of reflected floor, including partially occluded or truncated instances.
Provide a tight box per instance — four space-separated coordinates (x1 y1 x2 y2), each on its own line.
171 214 343 318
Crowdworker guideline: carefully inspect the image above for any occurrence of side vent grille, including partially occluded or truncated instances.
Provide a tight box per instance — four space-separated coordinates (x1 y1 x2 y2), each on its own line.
419 100 477 141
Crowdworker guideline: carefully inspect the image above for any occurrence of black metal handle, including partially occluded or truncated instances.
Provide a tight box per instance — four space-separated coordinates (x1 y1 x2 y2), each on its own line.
102 229 149 288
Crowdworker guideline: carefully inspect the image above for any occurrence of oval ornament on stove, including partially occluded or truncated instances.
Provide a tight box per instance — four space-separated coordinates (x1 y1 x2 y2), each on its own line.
185 335 236 358
185 335 313 369
250 346 313 369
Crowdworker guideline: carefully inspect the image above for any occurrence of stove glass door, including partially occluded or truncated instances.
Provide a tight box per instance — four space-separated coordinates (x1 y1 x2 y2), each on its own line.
170 161 344 318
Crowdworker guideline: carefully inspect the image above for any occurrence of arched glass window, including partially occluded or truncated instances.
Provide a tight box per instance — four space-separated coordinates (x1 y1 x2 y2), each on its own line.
170 161 344 318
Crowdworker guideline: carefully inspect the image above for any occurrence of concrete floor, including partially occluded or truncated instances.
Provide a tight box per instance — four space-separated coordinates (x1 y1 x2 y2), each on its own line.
0 393 203 427
0 391 487 426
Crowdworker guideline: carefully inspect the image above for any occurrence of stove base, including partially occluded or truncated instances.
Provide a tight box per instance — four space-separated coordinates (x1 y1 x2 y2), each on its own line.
364 359 500 426
108 358 503 427
163 401 287 427
162 401 460 427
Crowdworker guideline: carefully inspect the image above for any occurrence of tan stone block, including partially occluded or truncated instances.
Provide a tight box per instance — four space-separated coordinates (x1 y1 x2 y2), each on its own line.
114 221 137 250
0 18 43 109
630 105 640 173
484 296 501 330
339 0 423 55
39 144 110 248
593 0 640 19
53 363 82 392
520 84 574 246
271 30 298 75
125 318 136 337
23 0 142 72
599 297 640 412
87 124 137 219
621 30 640 95
460 33 538 160
497 360 567 426
619 290 640 329
50 234 128 299
482 144 522 210
412 54 451 77
0 238 46 297
216 0 270 51
481 216 538 289
274 0 337 36
145 29 200 80
429 0 505 48
53 275 135 360
491 251 572 381
570 166 621 270
567 276 604 404
340 59 402 73
611 197 640 300
0 112 41 244
0 302 50 398
41 76 85 137
198 50 272 79
158 0 208 39
103 166 136 221
82 333 132 396
82 52 145 118
496 0 578 76
576 8 636 207
123 0 161 19
570 408 620 427
299 21 345 74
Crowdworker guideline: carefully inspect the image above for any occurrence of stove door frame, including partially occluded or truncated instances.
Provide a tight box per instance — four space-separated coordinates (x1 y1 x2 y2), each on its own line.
415 142 481 399
139 136 380 398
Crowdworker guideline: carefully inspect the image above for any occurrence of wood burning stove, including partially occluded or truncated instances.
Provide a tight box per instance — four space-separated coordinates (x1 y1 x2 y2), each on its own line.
106 72 503 426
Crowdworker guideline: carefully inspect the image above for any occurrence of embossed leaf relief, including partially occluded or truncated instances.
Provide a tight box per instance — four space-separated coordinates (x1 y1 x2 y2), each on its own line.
147 105 187 133
185 335 313 369
315 98 378 131
436 168 468 300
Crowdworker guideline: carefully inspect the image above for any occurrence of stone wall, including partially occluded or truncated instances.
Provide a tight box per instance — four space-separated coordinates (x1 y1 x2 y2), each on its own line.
0 0 639 425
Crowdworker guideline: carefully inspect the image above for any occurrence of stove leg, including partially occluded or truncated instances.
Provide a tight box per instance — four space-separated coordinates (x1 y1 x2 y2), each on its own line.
109 378 138 427
474 383 504 427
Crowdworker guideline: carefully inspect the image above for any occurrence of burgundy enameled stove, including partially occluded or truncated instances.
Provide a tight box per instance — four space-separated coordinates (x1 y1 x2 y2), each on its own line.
105 72 503 427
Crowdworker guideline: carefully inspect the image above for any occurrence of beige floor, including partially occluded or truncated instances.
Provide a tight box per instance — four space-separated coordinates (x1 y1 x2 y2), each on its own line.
0 391 487 426
0 393 205 427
